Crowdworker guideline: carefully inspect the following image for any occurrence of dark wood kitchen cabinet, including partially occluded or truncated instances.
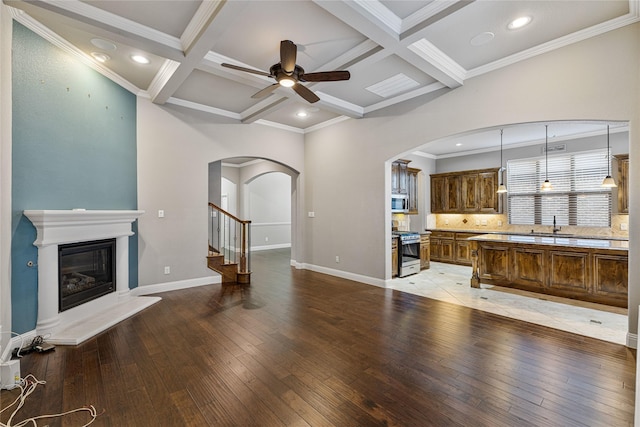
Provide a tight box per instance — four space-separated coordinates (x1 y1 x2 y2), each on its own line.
392 236 398 277
430 175 460 213
407 168 420 214
420 233 430 269
431 168 501 214
615 154 629 214
454 232 479 266
391 159 410 195
429 231 455 262
430 230 479 265
469 237 628 308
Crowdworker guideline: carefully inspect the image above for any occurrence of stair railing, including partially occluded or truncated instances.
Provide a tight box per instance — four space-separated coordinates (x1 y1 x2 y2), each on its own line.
208 202 251 278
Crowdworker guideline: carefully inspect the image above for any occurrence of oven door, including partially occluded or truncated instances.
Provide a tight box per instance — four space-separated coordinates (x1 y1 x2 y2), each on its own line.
399 240 421 277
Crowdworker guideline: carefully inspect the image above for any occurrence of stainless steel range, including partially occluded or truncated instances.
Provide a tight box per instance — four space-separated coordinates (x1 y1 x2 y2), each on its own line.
393 231 421 277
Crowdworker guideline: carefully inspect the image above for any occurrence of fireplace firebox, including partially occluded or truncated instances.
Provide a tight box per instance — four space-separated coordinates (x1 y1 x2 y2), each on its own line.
58 239 116 312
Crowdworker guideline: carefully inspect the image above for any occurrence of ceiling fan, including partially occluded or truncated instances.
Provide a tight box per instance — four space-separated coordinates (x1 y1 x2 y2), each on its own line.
221 40 350 103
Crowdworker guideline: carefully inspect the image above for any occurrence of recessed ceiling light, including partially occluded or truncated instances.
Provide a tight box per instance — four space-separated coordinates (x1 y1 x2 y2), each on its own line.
296 111 308 118
90 38 116 51
508 16 532 30
456 143 463 147
91 52 110 63
131 54 150 64
470 32 495 46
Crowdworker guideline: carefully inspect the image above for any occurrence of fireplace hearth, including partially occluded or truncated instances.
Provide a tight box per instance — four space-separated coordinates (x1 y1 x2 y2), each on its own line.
59 239 116 311
23 209 160 345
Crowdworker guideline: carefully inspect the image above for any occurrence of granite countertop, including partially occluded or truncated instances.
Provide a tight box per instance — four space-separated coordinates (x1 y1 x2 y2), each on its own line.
426 228 628 241
467 233 629 251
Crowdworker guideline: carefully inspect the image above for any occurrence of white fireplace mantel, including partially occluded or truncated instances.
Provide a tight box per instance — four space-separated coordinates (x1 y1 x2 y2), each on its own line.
24 209 145 246
23 209 159 345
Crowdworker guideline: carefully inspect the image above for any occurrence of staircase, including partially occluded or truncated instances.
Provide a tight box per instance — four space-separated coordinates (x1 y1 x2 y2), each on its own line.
207 203 251 284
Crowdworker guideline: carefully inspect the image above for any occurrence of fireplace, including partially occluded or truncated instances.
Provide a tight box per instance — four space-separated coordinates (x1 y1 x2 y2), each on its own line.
59 239 116 311
23 209 160 345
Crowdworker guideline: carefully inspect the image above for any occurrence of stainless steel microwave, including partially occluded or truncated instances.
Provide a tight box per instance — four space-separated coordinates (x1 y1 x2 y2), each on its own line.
391 195 408 213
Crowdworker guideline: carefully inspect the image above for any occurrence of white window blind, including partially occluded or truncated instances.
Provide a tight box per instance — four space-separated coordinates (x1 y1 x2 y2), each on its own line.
506 149 612 227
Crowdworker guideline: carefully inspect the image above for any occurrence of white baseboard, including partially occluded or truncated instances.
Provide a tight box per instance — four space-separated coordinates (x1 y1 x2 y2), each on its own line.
1 330 38 363
131 275 220 296
251 243 291 251
296 263 386 288
627 332 637 349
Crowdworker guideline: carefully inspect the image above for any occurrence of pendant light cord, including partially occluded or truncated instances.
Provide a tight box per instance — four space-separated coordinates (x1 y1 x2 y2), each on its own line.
545 124 549 180
607 124 611 176
500 129 504 169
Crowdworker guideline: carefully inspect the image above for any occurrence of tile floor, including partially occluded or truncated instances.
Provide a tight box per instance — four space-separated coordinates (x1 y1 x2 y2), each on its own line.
388 261 628 345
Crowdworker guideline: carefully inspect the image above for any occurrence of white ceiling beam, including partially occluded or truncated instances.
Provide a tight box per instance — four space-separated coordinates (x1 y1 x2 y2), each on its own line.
150 1 247 104
314 0 469 88
5 0 185 61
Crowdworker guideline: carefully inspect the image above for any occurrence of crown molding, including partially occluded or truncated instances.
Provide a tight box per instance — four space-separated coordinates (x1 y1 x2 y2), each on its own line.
165 97 241 120
407 38 466 86
180 0 225 52
254 119 305 134
352 0 402 34
147 59 180 100
467 10 640 79
37 0 182 50
401 0 457 34
364 81 446 114
304 116 352 134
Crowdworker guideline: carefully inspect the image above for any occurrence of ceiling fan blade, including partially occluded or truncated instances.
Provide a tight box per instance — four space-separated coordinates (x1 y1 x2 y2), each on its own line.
221 63 271 77
280 40 297 75
251 84 279 99
301 71 350 82
293 83 320 103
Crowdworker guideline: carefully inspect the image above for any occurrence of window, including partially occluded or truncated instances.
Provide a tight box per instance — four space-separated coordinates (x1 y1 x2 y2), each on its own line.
507 149 612 227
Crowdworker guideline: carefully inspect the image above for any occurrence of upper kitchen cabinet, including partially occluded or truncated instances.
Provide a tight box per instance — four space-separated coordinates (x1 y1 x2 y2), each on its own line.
392 160 421 215
615 154 629 214
391 159 410 195
430 175 460 213
407 168 420 214
431 168 501 214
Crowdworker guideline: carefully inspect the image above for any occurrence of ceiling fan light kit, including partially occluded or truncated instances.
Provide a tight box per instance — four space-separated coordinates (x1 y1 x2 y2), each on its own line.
222 40 350 103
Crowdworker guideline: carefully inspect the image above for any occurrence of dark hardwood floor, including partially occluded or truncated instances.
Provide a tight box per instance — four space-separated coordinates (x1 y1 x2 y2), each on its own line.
2 248 636 426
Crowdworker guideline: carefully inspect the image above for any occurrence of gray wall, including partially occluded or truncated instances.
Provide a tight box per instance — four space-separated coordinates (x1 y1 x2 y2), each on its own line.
304 24 640 337
136 101 304 287
436 131 629 174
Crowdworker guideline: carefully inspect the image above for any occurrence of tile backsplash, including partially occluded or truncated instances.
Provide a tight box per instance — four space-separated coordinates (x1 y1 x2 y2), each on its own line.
428 213 629 238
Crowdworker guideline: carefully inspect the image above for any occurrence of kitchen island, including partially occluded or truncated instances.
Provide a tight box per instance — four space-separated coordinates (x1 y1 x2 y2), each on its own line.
468 234 628 308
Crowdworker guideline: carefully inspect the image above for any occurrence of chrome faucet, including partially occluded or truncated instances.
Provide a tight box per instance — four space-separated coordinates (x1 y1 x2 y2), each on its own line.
552 215 561 234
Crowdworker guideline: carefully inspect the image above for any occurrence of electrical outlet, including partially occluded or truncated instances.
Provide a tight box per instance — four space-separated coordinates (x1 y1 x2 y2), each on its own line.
164 266 170 275
621 223 628 231
498 220 503 227
158 210 165 218
475 219 480 226
308 211 315 218
481 220 488 226
444 219 449 225
265 237 269 242
335 256 340 263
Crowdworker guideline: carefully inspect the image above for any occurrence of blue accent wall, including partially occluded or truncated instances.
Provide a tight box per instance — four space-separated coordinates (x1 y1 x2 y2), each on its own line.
11 23 138 334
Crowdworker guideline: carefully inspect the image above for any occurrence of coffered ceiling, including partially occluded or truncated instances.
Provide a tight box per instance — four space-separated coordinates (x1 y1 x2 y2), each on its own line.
5 0 639 140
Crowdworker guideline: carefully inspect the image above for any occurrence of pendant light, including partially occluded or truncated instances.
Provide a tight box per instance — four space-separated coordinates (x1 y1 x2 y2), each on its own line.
541 124 553 191
497 129 507 193
601 125 617 188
